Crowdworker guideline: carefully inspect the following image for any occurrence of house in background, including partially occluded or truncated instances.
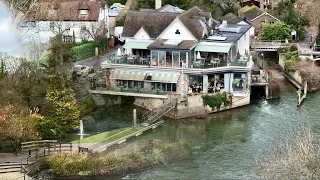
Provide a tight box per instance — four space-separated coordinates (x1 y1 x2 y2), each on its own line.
21 0 108 45
241 0 271 9
219 12 255 36
238 5 279 34
100 5 255 118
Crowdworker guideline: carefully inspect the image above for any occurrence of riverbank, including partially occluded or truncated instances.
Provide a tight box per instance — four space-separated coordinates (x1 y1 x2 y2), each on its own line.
47 139 193 178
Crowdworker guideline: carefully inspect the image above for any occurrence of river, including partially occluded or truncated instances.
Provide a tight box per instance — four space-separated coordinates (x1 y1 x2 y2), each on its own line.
35 71 320 179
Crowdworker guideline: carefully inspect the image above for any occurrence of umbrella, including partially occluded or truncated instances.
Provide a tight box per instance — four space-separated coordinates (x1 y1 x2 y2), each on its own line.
196 51 201 59
117 48 122 56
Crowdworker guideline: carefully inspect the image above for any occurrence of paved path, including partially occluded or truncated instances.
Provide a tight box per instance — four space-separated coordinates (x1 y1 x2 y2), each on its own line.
298 26 317 55
0 153 29 163
74 45 121 70
0 172 31 180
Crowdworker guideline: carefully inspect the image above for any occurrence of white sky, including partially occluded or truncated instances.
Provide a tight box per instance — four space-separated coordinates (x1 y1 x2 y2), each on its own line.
0 2 22 57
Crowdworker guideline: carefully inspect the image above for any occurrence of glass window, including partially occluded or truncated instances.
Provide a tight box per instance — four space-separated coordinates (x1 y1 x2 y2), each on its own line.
159 51 166 67
180 52 186 68
79 9 89 15
49 22 54 30
172 52 180 68
151 51 158 66
166 52 172 67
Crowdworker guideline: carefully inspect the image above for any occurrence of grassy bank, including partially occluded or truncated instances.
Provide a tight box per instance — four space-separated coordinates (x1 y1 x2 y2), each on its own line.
71 127 130 143
49 140 193 177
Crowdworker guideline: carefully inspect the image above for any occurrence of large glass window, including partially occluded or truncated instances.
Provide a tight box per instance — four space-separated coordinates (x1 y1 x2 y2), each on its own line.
151 51 158 66
172 52 180 68
117 80 144 89
159 51 166 67
166 52 172 67
180 52 186 68
151 82 176 92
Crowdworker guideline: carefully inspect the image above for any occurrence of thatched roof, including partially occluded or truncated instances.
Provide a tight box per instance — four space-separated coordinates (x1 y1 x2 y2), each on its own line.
219 13 245 24
122 11 178 38
238 5 264 20
147 39 197 50
26 0 101 21
178 7 210 40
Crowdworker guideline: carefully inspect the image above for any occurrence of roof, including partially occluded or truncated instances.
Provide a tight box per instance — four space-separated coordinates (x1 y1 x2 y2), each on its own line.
238 5 264 21
147 39 197 51
251 12 279 22
219 12 245 24
178 7 210 40
26 0 101 21
204 24 252 44
122 11 178 38
156 5 184 13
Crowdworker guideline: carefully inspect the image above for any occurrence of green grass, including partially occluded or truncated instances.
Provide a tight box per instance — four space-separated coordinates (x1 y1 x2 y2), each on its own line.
99 126 145 144
72 127 130 143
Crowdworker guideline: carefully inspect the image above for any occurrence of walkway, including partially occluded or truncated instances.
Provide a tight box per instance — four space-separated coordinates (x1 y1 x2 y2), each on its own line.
74 45 121 70
298 26 317 55
0 153 32 180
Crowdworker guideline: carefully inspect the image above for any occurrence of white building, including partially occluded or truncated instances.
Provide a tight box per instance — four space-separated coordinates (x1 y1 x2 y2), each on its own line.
21 0 109 58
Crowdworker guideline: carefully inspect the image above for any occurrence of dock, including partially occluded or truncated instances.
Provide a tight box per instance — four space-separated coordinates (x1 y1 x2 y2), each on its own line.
86 121 165 153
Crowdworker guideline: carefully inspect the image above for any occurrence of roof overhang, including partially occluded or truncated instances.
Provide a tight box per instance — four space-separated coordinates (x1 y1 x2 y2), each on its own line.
195 42 232 53
123 41 153 49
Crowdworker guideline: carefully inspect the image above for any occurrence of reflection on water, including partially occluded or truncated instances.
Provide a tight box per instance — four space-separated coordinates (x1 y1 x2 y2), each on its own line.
35 76 320 179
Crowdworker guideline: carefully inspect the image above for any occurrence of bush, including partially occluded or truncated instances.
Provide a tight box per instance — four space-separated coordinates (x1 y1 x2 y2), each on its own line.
202 92 231 108
49 140 192 177
71 40 108 61
289 46 298 52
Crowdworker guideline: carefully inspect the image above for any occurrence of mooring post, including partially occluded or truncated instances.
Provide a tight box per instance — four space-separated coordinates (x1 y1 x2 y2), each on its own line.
133 109 137 128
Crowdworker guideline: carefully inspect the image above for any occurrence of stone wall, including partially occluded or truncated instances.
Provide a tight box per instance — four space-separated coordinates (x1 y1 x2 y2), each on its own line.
176 74 188 96
134 97 165 110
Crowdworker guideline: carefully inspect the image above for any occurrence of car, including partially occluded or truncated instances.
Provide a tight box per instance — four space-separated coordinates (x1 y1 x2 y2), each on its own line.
72 65 90 77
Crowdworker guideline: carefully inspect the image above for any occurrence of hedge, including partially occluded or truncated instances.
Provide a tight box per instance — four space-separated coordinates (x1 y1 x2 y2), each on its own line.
71 40 108 61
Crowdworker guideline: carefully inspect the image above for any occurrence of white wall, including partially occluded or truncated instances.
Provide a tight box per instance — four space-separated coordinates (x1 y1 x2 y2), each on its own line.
238 21 255 36
157 18 197 41
134 27 151 39
236 30 250 55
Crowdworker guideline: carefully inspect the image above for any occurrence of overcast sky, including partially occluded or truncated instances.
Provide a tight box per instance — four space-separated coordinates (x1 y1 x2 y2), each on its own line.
0 2 22 57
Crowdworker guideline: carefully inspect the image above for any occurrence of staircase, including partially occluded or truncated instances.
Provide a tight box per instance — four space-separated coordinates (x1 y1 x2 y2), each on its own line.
141 99 176 126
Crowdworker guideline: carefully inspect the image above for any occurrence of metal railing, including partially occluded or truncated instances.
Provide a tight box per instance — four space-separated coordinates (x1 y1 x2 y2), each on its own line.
142 99 176 126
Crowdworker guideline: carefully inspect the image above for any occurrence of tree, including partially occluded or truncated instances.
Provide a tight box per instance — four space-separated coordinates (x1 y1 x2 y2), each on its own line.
41 75 79 139
260 21 292 41
272 0 310 40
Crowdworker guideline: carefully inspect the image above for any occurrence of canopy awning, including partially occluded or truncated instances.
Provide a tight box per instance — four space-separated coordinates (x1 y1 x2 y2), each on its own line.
195 42 232 53
123 41 152 49
148 73 180 83
112 71 146 81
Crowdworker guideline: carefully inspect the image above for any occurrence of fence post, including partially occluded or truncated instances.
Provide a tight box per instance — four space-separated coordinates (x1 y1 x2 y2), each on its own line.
20 162 23 173
59 143 61 156
70 143 72 153
43 148 45 156
48 144 50 155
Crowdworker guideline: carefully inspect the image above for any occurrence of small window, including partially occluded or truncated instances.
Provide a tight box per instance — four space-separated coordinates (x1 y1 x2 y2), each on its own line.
49 22 54 30
29 21 36 28
79 9 89 15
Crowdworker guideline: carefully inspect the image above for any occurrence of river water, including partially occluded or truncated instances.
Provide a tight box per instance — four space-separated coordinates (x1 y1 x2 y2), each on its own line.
35 72 320 179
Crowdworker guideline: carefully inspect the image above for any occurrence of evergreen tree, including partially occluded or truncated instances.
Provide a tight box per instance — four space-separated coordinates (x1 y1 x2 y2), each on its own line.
36 34 79 139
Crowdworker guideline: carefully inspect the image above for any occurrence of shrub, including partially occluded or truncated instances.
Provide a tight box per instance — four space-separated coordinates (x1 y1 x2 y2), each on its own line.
202 92 231 108
289 45 298 52
49 140 192 177
71 40 108 61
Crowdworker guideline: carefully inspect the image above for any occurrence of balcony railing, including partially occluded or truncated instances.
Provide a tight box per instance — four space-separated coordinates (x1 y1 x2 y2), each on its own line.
105 53 249 69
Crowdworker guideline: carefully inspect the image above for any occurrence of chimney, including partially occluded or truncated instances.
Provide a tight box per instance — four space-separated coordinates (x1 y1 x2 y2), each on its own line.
155 0 162 9
260 0 264 10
